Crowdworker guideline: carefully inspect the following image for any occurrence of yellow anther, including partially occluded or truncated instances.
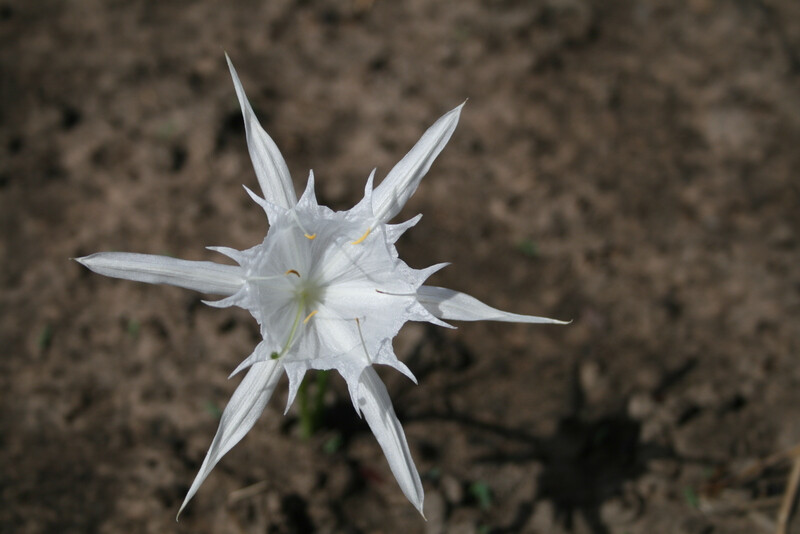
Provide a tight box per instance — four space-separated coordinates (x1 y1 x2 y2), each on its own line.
350 228 371 245
285 269 300 277
304 233 317 240
303 310 318 324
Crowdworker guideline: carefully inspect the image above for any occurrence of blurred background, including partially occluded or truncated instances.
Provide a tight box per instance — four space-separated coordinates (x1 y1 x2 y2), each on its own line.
2 0 800 532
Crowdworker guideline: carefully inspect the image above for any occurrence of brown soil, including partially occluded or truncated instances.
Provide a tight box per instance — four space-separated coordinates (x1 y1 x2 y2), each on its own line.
3 1 800 533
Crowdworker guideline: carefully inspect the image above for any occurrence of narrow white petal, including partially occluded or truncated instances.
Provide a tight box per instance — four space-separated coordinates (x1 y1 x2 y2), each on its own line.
417 286 570 324
372 102 464 223
75 252 244 296
178 360 282 518
356 367 424 515
227 54 297 212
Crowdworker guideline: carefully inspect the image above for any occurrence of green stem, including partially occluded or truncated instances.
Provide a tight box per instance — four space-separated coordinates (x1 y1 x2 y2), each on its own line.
299 377 312 439
298 369 331 440
312 370 330 430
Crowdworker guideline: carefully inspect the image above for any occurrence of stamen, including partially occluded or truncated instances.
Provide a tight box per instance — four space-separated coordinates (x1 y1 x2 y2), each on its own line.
355 318 372 363
290 209 315 239
246 274 285 282
304 233 317 240
285 269 301 277
350 228 371 245
303 310 318 324
375 289 417 297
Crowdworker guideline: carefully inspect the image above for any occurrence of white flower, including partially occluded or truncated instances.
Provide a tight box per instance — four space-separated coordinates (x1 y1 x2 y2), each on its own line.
76 55 567 518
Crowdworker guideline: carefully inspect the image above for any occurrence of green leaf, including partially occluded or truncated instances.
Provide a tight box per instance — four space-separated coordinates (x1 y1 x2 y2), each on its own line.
469 480 493 510
682 486 699 509
425 467 442 481
157 120 177 140
37 324 53 350
204 400 222 419
323 433 343 454
516 239 539 258
126 319 140 339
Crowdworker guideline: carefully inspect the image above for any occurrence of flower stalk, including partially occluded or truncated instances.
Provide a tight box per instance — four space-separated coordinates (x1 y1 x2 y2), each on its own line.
298 369 330 440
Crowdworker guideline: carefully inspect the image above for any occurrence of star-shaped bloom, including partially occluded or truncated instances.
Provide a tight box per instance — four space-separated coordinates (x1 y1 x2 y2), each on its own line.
76 56 567 517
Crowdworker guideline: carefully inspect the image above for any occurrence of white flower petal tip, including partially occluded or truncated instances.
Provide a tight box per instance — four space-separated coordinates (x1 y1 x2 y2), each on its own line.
417 286 570 324
201 293 242 309
372 102 465 223
228 341 273 379
178 360 282 519
298 170 319 209
206 246 240 262
282 362 308 415
392 359 418 385
226 55 297 212
75 252 244 296
365 168 377 195
419 262 450 281
356 367 425 515
351 169 378 216
386 214 423 244
243 184 286 221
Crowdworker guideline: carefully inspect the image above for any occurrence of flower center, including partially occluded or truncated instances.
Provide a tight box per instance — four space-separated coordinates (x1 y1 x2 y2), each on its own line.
265 272 324 361
294 278 324 309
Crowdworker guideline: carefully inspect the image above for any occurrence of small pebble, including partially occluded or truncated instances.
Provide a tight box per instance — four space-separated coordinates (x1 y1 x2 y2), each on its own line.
441 474 463 505
424 491 446 534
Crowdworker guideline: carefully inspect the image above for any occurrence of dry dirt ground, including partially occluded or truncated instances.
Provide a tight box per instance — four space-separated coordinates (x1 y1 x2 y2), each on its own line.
2 0 800 533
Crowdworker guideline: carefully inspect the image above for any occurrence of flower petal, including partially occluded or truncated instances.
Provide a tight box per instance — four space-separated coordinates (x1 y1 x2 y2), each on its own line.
202 292 245 309
371 339 418 385
356 367 424 516
385 214 422 244
282 360 309 414
350 168 376 217
372 102 464 223
227 54 297 212
406 300 455 329
75 252 244 296
417 285 570 324
228 340 274 378
207 246 247 265
178 360 282 518
244 185 287 223
296 170 319 212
